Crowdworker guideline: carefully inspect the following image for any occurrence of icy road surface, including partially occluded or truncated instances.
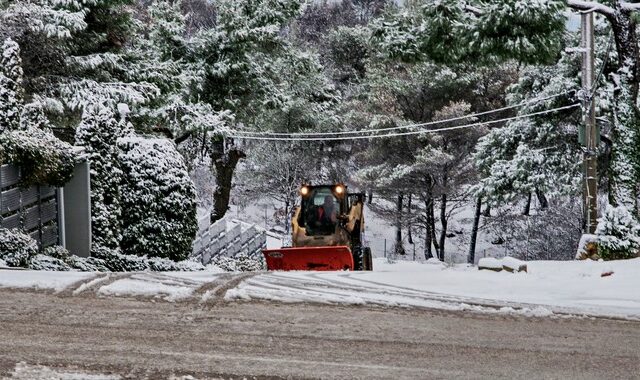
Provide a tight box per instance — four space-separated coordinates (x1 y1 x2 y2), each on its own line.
1 286 639 379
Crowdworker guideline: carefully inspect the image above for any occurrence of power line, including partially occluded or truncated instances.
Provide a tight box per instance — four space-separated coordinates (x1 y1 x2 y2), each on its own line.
229 90 576 137
228 104 580 142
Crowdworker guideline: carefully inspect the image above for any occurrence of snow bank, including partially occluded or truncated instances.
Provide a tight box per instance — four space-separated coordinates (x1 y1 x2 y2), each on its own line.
97 278 194 302
0 270 96 292
7 362 119 380
3 258 640 319
478 257 503 270
226 258 640 319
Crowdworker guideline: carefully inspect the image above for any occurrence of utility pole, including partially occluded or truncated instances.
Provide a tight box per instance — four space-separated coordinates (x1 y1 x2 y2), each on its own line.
581 11 598 234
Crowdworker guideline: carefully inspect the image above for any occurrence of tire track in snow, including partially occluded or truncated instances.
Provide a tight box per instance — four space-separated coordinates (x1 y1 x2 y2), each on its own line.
59 273 132 298
198 272 259 305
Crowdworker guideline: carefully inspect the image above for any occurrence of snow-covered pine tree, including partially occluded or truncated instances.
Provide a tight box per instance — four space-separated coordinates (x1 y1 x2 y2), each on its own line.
596 205 640 260
191 0 313 222
373 0 640 259
1 0 159 118
117 135 197 261
472 27 613 208
0 38 23 131
75 104 123 250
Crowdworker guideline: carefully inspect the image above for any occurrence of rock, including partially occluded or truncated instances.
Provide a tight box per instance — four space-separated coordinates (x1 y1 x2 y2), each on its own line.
478 257 503 272
576 234 599 260
502 256 527 273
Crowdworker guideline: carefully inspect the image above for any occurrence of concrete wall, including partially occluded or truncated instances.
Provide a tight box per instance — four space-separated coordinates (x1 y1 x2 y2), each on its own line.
61 161 92 257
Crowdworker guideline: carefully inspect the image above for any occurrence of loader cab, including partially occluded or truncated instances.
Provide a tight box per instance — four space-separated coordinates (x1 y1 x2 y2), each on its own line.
298 185 347 236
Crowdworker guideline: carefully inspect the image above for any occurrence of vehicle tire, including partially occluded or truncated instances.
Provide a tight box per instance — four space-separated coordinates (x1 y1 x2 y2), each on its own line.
352 246 364 271
363 247 373 271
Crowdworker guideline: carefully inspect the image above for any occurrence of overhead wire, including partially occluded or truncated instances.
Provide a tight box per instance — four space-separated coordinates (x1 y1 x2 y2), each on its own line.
229 90 576 138
228 103 581 142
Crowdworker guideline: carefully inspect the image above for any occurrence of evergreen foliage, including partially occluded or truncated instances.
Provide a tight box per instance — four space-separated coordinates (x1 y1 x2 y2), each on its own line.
28 254 72 271
75 104 123 249
0 228 38 267
118 135 198 261
0 38 23 131
371 0 566 65
596 205 640 260
0 129 76 187
210 254 265 272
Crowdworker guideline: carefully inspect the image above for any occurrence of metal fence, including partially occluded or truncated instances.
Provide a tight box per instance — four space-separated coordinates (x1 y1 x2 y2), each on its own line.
0 164 60 249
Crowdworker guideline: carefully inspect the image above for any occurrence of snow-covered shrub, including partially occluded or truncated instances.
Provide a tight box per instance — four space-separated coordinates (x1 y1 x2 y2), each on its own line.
176 259 206 271
596 205 640 260
210 254 265 272
0 228 38 267
118 135 197 261
75 104 123 249
148 257 206 271
0 129 76 186
66 255 110 272
29 254 72 271
147 256 179 271
44 245 70 260
91 246 149 272
89 245 206 272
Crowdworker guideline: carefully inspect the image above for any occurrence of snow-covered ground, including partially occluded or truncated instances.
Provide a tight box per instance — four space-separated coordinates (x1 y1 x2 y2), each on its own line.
227 258 640 319
5 362 119 380
1 258 639 319
0 270 95 292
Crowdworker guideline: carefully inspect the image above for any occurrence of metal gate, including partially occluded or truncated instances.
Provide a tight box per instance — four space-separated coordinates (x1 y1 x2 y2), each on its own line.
0 164 59 249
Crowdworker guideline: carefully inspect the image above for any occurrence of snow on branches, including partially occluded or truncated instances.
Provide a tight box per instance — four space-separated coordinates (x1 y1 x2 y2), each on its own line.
0 38 23 132
75 104 124 250
118 135 198 262
596 204 640 260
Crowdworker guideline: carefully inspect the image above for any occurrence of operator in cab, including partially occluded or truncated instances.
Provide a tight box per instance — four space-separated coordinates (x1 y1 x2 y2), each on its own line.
316 195 338 225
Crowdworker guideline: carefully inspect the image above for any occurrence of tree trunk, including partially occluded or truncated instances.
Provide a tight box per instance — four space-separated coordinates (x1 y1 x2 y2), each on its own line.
284 199 290 235
424 194 433 260
424 191 433 259
429 197 439 253
438 193 447 261
395 193 405 255
368 190 373 204
522 192 532 216
211 145 245 224
407 193 414 245
468 196 482 265
535 189 549 210
482 204 491 217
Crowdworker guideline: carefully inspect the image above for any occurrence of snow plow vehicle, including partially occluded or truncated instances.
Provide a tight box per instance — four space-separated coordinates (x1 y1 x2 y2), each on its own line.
263 184 373 271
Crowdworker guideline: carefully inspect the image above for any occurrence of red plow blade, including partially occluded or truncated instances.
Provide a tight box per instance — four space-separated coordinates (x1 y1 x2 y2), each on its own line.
262 246 353 271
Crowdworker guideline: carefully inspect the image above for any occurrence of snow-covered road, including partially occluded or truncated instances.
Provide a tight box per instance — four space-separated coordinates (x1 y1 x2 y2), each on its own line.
1 258 639 319
1 286 639 380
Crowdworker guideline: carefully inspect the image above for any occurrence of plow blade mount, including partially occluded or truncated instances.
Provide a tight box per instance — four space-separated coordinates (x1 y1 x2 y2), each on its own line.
263 246 353 271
